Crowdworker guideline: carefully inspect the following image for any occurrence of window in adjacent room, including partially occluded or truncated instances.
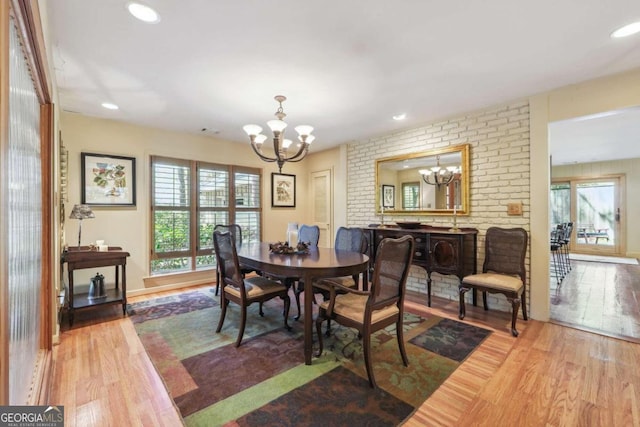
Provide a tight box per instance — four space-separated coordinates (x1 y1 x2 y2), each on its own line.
402 182 421 210
150 156 261 274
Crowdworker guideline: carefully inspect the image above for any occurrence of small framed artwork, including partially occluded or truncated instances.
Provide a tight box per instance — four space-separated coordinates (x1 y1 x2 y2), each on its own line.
382 184 395 208
271 173 296 207
81 152 136 206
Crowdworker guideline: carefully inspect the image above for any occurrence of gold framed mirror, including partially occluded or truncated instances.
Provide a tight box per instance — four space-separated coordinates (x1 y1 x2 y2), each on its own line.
375 144 470 215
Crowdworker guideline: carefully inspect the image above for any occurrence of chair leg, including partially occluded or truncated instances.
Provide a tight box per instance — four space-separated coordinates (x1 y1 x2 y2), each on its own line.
396 317 409 367
283 279 295 316
458 287 468 320
314 312 325 357
259 302 264 317
521 289 528 321
363 331 377 388
508 296 520 337
294 287 303 321
215 268 220 296
325 319 332 337
282 294 292 331
216 297 228 333
482 291 488 311
236 305 247 347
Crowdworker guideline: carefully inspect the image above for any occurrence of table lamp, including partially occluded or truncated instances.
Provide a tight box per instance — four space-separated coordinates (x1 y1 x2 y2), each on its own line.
69 204 95 247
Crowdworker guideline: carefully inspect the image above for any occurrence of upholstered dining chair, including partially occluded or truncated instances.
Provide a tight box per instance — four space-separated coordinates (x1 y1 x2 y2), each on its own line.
297 224 320 247
315 235 414 388
459 227 528 337
298 227 368 331
213 230 291 347
214 224 256 296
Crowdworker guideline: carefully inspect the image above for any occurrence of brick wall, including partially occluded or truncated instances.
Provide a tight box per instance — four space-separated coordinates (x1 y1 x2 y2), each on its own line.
347 100 531 313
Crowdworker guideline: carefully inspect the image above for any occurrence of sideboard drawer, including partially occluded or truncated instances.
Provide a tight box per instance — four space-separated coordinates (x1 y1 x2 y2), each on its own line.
374 230 428 261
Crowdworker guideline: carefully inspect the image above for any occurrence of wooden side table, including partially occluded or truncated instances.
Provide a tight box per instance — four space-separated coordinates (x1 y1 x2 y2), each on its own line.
61 246 130 326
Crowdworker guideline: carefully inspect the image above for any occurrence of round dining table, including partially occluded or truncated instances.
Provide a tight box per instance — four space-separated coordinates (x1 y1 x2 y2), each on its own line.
237 242 369 365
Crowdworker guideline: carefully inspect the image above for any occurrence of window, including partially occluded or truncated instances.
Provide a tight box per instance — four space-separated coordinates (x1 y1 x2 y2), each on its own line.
402 182 420 209
151 156 261 274
550 182 570 226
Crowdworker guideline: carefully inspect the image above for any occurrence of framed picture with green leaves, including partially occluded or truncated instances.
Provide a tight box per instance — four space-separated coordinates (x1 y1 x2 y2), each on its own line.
81 152 136 206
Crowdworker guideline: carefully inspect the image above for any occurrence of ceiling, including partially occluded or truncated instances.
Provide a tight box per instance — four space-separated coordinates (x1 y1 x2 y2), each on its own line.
46 1 640 162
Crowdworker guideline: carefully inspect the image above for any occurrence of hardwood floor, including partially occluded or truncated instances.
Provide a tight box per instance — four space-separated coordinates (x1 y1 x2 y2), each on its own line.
49 285 640 426
550 259 640 341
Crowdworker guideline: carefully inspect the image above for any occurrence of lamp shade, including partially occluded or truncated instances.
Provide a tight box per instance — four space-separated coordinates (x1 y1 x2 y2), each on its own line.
243 124 262 136
267 119 287 133
69 204 95 220
294 125 313 136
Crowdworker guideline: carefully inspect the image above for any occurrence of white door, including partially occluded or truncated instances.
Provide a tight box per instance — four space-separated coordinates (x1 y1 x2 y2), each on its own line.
310 169 332 247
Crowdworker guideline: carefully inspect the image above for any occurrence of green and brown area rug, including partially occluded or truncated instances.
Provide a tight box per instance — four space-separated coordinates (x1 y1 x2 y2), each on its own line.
127 289 491 426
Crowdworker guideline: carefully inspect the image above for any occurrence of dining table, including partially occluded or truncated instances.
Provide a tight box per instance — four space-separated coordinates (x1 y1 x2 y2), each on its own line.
237 242 369 365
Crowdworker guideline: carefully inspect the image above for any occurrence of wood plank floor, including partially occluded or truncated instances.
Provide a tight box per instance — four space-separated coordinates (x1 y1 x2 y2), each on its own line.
49 285 640 426
550 259 640 341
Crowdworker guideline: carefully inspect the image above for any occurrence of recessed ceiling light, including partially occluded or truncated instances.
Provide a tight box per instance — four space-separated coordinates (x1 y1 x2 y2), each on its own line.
611 21 640 38
127 2 160 23
393 113 407 121
101 102 119 110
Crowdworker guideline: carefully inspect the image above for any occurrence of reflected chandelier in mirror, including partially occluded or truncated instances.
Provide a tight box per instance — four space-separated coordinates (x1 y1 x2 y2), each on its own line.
375 144 470 216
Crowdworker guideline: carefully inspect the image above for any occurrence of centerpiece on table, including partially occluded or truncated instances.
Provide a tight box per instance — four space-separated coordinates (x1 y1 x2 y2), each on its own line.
269 241 310 255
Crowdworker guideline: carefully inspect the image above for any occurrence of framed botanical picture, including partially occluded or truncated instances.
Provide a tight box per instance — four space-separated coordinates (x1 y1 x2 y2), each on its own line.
271 173 296 207
382 184 395 208
81 152 136 206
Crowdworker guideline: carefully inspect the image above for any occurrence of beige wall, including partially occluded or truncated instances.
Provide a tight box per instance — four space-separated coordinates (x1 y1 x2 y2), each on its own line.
61 112 309 293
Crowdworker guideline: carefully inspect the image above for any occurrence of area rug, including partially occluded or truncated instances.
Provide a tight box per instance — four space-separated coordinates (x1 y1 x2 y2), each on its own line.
569 253 639 265
128 289 491 426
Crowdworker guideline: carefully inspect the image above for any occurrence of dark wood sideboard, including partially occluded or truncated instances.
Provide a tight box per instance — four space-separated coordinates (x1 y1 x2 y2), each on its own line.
364 226 478 306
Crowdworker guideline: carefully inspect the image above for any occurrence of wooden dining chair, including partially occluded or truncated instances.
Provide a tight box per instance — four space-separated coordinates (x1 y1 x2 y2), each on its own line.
214 224 256 296
300 227 368 332
213 230 291 347
459 227 528 337
315 235 414 388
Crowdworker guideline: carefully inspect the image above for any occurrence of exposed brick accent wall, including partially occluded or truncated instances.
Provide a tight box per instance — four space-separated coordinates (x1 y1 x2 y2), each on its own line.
347 101 531 313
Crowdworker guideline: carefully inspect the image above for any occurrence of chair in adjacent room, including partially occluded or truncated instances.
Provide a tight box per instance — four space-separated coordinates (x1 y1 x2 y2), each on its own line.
459 227 528 337
213 230 291 347
550 224 566 286
315 235 414 388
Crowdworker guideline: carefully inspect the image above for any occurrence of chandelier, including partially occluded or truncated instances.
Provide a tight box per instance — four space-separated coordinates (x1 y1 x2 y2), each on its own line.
243 95 314 173
419 155 460 187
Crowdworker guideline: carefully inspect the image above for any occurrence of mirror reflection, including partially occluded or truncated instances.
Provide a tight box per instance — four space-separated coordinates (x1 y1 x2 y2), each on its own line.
376 144 469 215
